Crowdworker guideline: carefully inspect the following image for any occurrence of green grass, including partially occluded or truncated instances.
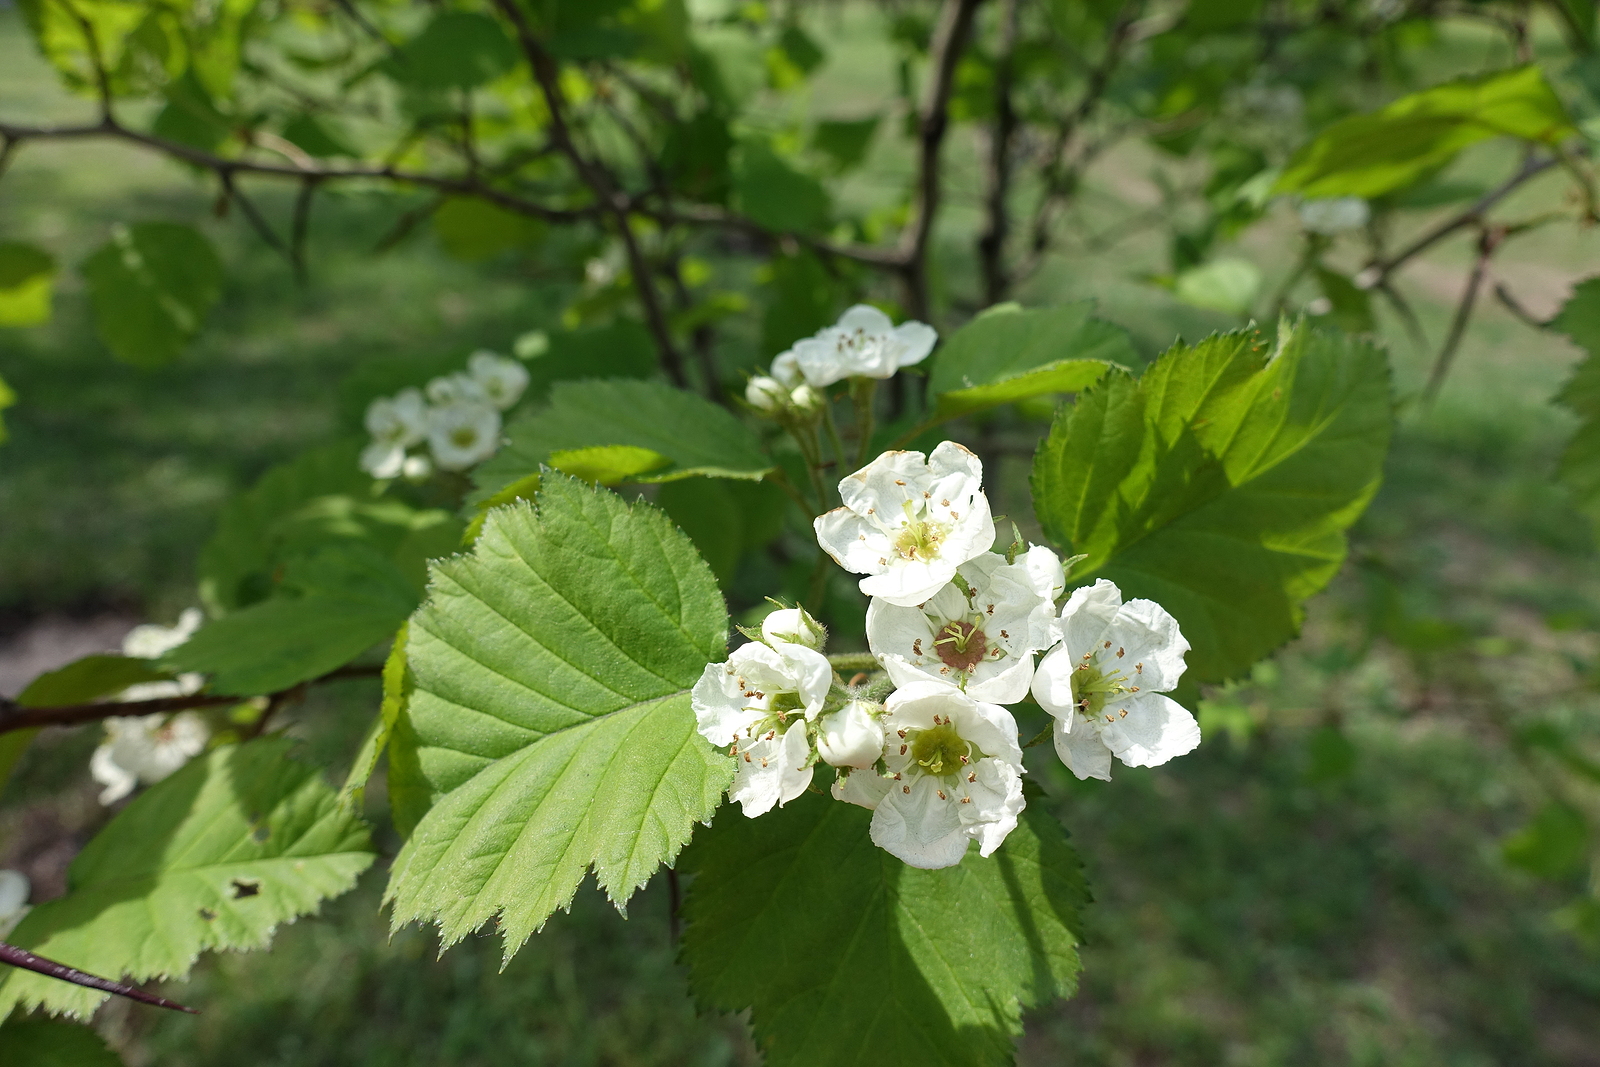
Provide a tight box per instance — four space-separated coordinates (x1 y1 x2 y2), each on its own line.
4 5 1600 1066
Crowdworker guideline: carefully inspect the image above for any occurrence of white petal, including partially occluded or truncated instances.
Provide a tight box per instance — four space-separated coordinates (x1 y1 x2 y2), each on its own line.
1057 578 1123 651
1029 643 1078 719
1098 692 1201 769
771 641 833 720
90 744 137 805
817 701 885 769
771 351 803 387
1106 599 1190 693
1022 545 1066 604
891 321 938 368
836 304 895 335
729 720 814 818
831 768 893 810
870 776 969 869
361 442 407 479
0 870 29 922
761 606 825 650
960 757 1025 858
859 560 960 608
961 656 1034 704
1053 717 1114 781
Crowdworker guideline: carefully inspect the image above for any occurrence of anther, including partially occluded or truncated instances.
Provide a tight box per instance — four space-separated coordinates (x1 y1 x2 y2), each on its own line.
903 785 911 794
743 753 752 763
959 754 968 763
897 729 907 738
900 744 908 755
961 796 972 804
937 790 947 800
1103 641 1112 649
967 772 976 782
1116 647 1124 657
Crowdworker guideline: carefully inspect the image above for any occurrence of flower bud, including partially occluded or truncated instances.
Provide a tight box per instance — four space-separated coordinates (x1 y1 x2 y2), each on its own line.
817 701 885 769
762 606 826 650
745 375 788 413
789 384 823 416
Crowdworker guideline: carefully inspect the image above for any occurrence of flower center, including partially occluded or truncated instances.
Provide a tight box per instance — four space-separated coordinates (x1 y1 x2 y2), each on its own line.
451 427 478 448
934 619 988 672
1071 656 1137 725
767 690 807 719
906 722 970 778
893 503 948 562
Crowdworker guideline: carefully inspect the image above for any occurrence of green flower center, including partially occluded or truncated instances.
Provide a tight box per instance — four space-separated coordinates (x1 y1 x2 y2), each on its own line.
1071 659 1136 725
906 722 971 778
450 427 478 448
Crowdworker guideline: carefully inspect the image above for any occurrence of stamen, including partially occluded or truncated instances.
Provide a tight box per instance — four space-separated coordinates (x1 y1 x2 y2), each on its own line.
902 785 911 794
1116 647 1124 657
937 790 947 800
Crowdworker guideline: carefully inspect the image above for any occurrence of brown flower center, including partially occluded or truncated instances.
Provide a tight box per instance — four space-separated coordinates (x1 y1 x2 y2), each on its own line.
934 620 988 672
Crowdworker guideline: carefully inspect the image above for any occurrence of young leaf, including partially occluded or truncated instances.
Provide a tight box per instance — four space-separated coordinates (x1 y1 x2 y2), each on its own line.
0 242 56 326
0 1018 124 1066
811 116 880 172
680 793 1088 1067
15 655 174 707
80 223 224 369
383 475 733 961
0 738 374 1021
472 379 772 503
926 302 1131 422
1031 324 1392 682
169 544 416 696
1276 66 1576 199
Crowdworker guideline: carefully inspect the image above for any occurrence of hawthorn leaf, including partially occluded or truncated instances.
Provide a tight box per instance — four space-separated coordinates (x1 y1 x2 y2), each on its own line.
432 197 546 261
926 302 1130 422
341 624 409 813
386 12 518 89
1552 277 1600 512
473 379 772 502
383 475 733 960
1276 66 1576 199
0 242 56 326
80 223 223 369
811 116 880 172
0 1018 124 1065
1031 323 1392 682
0 738 374 1021
15 655 173 707
680 792 1088 1067
733 138 830 234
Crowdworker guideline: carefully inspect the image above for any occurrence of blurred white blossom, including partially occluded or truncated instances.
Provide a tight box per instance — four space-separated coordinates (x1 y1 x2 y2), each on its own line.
90 712 209 805
771 305 936 388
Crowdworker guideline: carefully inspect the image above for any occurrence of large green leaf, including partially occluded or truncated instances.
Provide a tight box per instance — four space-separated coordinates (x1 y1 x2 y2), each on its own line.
0 738 373 1020
1031 323 1392 682
0 1018 124 1066
385 12 518 89
383 475 733 959
680 792 1088 1067
1553 278 1600 512
169 544 417 696
519 320 658 402
732 138 831 234
1276 66 1576 199
80 223 224 369
473 379 772 501
0 242 55 326
926 302 1131 422
15 654 173 707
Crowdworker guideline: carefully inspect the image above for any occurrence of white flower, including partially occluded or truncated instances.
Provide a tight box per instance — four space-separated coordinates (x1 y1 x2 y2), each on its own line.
832 681 1025 869
788 383 823 417
1030 579 1199 781
360 442 407 479
761 606 826 650
691 639 833 817
745 375 788 413
121 609 206 702
426 373 488 406
866 546 1060 703
361 388 429 479
427 402 502 471
0 870 30 937
90 712 209 805
1297 196 1369 235
816 700 885 769
814 442 995 608
771 305 937 388
468 350 530 411
401 453 434 480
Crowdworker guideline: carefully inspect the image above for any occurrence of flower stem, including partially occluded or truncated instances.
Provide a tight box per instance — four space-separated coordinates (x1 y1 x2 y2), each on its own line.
1023 720 1055 748
822 400 848 474
828 652 879 673
850 377 877 467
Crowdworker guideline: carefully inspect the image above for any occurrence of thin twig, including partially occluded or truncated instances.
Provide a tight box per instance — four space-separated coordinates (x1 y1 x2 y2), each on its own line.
1373 155 1555 283
1493 281 1547 330
978 0 1020 305
290 176 320 283
1374 280 1430 356
1423 228 1500 403
220 170 293 264
0 943 198 1014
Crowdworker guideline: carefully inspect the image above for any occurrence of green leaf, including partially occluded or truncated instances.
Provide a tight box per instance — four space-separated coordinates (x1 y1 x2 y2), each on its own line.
0 729 39 794
1031 324 1392 682
518 320 658 403
473 379 773 502
927 302 1132 422
432 197 546 261
0 242 56 327
1503 802 1590 880
169 544 417 696
1312 267 1376 334
0 738 374 1021
657 477 788 585
15 655 174 708
680 793 1088 1067
1553 278 1600 512
811 116 879 172
0 1018 124 1066
548 444 671 484
281 113 357 159
1173 258 1261 316
341 625 409 814
733 138 831 234
761 250 843 357
383 474 732 960
386 12 518 90
1276 66 1577 199
80 222 223 369
0 373 14 447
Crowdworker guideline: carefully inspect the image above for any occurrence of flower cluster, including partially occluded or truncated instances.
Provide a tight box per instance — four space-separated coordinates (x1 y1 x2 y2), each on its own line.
360 350 529 478
691 444 1202 871
744 305 935 419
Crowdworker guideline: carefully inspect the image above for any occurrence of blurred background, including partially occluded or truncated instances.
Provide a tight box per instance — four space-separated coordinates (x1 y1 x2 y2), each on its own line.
3 1 1600 1064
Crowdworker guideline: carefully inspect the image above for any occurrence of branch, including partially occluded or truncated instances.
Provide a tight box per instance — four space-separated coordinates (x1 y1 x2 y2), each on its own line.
0 942 198 1014
1423 227 1501 403
489 0 691 389
1372 155 1556 282
0 663 381 736
899 0 985 321
1493 280 1547 330
977 0 1020 305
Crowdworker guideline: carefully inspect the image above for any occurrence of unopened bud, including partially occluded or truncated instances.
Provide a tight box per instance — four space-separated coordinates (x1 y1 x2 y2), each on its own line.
817 700 885 769
762 606 826 650
401 454 434 481
745 375 788 413
789 384 823 416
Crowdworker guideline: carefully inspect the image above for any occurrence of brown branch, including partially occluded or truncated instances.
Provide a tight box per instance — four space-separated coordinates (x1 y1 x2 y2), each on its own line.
0 119 598 226
1373 155 1556 283
977 0 1020 305
290 176 320 283
1493 280 1547 330
219 169 294 265
0 663 381 736
899 0 985 321
0 942 198 1014
489 0 690 389
1423 227 1501 402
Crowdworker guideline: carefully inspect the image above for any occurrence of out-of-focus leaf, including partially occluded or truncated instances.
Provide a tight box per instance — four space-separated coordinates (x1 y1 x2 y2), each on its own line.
152 69 231 152
663 111 734 200
0 1018 124 1065
810 115 880 172
385 12 518 90
519 320 658 402
0 374 13 444
733 138 830 234
15 655 174 708
657 477 787 584
474 378 772 501
1174 258 1261 316
1552 278 1600 513
1312 267 1376 334
80 223 223 369
341 625 408 814
1276 66 1576 199
432 198 546 261
691 25 767 111
0 242 56 327
1503 802 1590 880
927 302 1132 422
281 113 357 158
761 250 841 356
0 738 373 1020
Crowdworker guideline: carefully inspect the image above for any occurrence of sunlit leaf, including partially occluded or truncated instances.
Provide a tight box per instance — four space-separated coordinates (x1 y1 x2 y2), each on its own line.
0 242 56 327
